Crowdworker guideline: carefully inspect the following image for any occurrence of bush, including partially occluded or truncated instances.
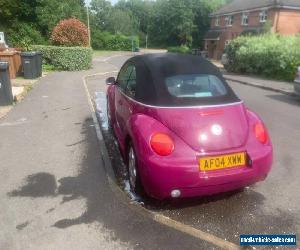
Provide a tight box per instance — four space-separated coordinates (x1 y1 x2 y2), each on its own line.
168 45 191 54
6 23 46 49
225 34 300 81
91 30 139 51
51 18 89 47
31 45 92 71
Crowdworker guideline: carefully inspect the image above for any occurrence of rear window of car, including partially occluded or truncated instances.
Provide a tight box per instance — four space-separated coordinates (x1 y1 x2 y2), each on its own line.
165 74 227 98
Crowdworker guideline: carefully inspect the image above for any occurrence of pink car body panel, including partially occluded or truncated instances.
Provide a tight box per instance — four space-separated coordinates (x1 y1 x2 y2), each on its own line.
107 86 273 200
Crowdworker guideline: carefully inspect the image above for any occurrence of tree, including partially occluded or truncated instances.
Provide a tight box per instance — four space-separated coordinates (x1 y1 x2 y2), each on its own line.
1 0 87 45
115 0 154 34
1 0 232 48
35 0 86 36
89 0 112 31
149 0 195 47
0 0 38 28
0 0 44 46
105 9 138 36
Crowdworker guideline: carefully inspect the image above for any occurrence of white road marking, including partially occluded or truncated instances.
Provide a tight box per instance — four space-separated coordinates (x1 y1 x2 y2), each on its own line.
82 75 105 141
83 54 241 250
93 54 134 71
85 71 118 80
93 54 123 62
102 55 124 62
153 213 240 250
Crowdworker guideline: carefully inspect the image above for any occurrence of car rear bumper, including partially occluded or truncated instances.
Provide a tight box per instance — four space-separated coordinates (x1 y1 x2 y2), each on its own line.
139 147 272 200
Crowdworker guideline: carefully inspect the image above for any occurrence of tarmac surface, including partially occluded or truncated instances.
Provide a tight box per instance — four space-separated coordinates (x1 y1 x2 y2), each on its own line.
0 54 215 250
1 53 299 249
87 54 300 248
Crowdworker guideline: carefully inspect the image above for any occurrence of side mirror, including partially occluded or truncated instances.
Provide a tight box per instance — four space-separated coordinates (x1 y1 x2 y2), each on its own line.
106 77 116 85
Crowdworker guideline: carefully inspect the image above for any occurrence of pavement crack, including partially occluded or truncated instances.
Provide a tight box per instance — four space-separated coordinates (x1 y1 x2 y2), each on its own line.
66 139 87 147
16 221 31 231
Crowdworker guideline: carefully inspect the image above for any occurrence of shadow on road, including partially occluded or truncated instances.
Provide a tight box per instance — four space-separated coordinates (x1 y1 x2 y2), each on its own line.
144 188 247 210
7 116 214 249
8 117 110 228
8 172 57 198
7 115 299 247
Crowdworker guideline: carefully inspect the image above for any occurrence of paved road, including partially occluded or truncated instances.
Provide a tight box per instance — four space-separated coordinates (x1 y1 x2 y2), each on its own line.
155 81 300 242
1 53 299 250
0 55 214 249
87 55 300 248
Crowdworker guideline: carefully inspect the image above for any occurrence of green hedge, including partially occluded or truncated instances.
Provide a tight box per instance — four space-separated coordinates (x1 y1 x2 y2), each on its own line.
225 34 300 81
31 45 93 71
6 23 46 49
168 45 191 54
92 31 139 51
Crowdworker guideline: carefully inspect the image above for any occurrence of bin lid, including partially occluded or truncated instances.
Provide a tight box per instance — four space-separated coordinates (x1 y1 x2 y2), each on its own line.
0 61 9 70
21 51 38 56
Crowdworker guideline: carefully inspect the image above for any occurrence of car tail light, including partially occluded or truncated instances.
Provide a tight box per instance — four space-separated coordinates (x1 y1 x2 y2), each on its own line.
150 133 174 156
254 122 268 144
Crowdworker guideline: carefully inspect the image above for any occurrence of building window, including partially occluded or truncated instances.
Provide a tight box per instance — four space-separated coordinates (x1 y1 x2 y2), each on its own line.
259 10 268 23
225 15 234 26
215 17 220 26
241 12 249 26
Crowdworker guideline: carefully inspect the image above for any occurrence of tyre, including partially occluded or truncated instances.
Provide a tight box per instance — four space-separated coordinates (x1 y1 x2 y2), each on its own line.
127 143 144 196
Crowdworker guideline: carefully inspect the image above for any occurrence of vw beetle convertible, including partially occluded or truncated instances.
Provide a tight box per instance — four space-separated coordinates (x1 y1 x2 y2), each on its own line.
106 53 273 200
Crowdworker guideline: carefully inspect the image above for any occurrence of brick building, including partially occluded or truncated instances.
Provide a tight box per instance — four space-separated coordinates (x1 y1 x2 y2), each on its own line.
205 0 300 59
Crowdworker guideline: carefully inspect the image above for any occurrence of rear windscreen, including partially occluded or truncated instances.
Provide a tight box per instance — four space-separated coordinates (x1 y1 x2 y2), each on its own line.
165 74 227 98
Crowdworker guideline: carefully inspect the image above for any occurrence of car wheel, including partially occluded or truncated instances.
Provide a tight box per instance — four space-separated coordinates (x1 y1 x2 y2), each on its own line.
127 143 144 196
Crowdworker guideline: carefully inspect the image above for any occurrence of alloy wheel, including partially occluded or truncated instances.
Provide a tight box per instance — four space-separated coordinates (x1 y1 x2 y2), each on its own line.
128 147 137 190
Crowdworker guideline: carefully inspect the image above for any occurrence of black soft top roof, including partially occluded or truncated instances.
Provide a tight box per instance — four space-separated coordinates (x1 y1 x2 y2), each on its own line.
125 53 240 107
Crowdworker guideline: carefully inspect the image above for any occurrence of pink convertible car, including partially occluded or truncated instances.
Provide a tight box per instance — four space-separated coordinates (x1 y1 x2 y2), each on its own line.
106 53 273 200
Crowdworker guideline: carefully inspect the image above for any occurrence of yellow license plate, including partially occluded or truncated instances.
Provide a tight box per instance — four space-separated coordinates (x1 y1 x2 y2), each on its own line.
199 152 246 171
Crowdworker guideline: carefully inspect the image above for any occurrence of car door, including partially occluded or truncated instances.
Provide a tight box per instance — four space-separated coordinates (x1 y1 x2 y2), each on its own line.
114 63 136 142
